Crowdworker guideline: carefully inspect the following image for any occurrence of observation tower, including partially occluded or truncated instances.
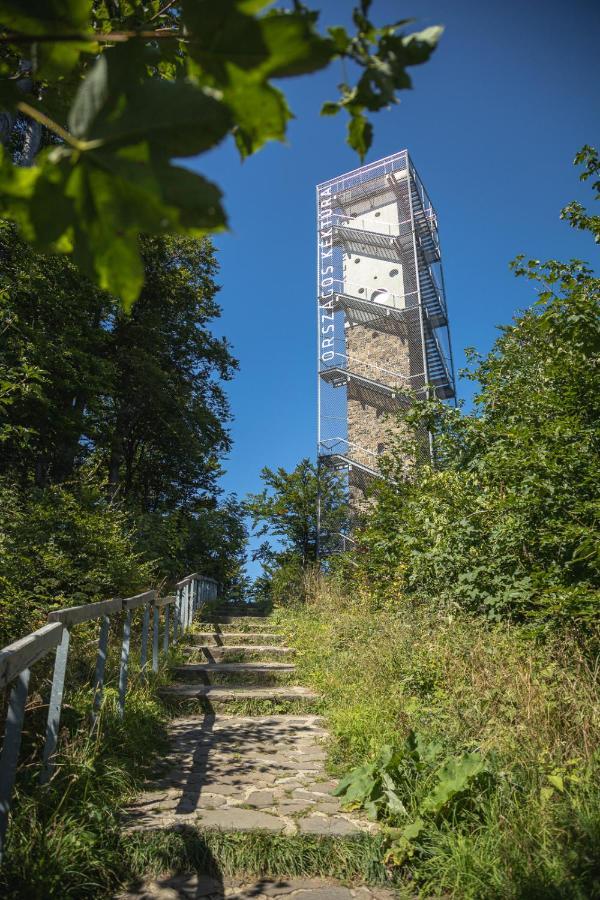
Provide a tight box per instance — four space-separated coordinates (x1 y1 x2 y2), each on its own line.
316 150 455 546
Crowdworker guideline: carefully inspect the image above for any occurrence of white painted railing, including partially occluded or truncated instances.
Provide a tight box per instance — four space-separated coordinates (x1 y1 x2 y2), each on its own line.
0 572 218 861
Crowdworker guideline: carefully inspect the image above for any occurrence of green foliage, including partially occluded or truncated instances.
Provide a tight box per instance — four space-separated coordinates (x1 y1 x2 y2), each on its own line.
286 582 600 894
355 149 600 627
246 459 347 603
560 145 600 243
0 1 443 303
0 478 152 644
321 3 442 159
333 736 489 864
421 750 486 814
0 225 246 641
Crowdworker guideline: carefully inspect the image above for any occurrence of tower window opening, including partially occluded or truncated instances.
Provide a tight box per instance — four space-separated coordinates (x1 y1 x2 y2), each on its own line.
371 288 391 304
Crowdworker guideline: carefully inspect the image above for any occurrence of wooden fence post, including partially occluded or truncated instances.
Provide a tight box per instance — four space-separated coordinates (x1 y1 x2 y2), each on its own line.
40 626 70 783
0 669 31 862
140 604 150 672
164 604 170 653
152 604 159 674
118 609 131 717
92 614 110 721
173 588 180 644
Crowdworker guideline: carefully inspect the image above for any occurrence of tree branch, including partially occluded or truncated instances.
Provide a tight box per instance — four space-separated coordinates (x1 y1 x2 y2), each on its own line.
16 100 79 148
0 29 181 44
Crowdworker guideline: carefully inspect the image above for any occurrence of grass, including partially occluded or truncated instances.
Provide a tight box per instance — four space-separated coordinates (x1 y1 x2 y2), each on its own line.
122 828 393 886
1 685 168 898
282 577 600 899
160 695 321 718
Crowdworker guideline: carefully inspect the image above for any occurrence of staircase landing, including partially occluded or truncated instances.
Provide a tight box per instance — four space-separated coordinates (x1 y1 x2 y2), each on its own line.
120 874 395 900
123 714 372 837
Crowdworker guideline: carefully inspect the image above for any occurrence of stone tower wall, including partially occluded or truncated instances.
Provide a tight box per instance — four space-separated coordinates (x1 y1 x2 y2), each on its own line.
345 322 419 511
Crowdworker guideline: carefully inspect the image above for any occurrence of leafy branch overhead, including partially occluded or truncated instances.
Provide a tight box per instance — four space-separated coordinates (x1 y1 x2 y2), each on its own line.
0 0 442 305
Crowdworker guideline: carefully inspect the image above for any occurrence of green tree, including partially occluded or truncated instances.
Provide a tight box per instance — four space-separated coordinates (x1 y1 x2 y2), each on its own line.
0 478 154 644
246 458 347 602
0 220 112 484
93 234 236 511
139 495 248 592
0 226 236 504
355 148 600 626
0 1 443 304
0 224 246 617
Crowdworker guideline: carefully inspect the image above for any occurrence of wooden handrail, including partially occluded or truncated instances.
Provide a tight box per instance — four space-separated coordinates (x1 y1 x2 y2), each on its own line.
0 572 219 862
0 623 64 691
48 596 122 627
122 589 157 610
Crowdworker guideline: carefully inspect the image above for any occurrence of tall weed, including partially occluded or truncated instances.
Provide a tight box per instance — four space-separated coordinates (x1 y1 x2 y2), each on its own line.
285 578 600 897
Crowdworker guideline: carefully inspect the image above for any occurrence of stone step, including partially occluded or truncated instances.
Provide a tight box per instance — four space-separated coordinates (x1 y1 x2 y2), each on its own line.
160 685 317 701
192 632 285 644
119 875 394 900
187 645 295 658
173 662 295 675
210 607 269 617
203 615 279 626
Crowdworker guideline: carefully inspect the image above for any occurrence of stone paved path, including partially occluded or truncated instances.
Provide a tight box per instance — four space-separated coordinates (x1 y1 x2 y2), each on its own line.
120 609 379 899
120 875 395 900
124 714 373 836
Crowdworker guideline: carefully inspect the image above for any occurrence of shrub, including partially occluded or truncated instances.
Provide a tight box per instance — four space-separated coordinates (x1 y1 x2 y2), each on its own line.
0 479 154 645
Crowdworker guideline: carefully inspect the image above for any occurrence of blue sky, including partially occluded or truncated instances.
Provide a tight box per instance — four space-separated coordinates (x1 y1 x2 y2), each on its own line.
193 0 600 570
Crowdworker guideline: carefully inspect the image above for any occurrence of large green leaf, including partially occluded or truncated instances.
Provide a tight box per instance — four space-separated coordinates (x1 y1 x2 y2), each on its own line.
181 0 269 77
384 817 425 865
222 65 292 158
343 770 378 805
157 164 227 232
0 0 95 77
332 762 375 799
256 12 334 79
182 4 333 81
421 752 486 814
348 110 373 161
0 141 226 307
69 52 232 157
0 0 92 34
237 0 274 12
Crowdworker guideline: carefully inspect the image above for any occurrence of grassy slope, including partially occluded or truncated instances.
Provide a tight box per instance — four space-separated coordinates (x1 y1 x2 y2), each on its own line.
281 581 600 899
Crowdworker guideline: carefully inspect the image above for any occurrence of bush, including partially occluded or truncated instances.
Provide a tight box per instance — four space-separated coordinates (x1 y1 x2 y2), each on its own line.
354 254 599 628
285 577 600 897
0 479 154 645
